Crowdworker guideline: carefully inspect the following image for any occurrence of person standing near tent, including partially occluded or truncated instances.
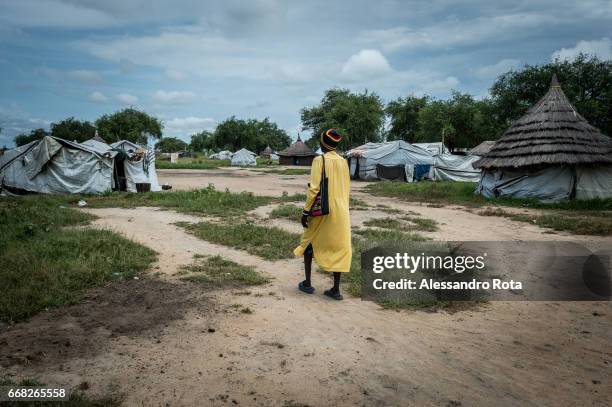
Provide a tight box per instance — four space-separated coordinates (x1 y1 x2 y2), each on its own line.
294 129 351 300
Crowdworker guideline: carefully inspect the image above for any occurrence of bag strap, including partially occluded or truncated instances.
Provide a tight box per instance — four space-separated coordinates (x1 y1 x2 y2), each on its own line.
321 155 326 179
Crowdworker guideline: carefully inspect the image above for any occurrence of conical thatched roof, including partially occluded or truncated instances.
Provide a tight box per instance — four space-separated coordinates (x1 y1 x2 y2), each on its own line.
278 135 315 157
260 145 273 156
473 75 612 169
469 140 495 156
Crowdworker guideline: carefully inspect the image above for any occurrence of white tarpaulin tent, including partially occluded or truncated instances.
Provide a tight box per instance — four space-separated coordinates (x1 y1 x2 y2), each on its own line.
431 154 482 182
210 150 233 160
110 140 161 192
347 140 434 181
413 142 449 155
231 148 257 166
0 136 116 194
476 166 612 202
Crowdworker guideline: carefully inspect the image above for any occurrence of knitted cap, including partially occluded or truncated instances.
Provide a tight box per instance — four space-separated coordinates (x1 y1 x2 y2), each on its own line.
320 129 342 150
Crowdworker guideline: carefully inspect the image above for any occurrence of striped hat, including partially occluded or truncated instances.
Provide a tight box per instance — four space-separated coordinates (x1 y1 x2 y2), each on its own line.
320 129 342 150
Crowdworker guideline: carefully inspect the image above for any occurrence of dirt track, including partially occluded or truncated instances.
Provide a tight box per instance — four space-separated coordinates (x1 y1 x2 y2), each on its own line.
1 169 611 406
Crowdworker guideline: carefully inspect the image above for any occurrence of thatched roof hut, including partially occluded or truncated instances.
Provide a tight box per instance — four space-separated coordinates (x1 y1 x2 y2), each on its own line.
474 75 612 202
260 145 274 157
474 75 612 169
469 140 495 156
277 135 316 166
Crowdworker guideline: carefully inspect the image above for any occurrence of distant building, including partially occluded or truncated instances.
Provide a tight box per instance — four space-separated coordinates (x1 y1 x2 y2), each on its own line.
277 135 316 166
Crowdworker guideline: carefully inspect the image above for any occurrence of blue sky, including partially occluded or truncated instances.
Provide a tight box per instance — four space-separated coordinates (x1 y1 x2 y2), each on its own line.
1 0 611 147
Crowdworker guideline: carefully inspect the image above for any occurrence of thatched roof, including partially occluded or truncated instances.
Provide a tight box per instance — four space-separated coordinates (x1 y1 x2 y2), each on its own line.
260 145 273 156
473 75 612 169
277 135 315 157
469 140 495 156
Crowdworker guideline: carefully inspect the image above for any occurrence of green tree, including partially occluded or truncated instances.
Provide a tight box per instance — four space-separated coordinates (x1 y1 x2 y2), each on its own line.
50 117 96 143
189 130 214 152
416 92 493 151
490 54 612 137
300 88 385 149
155 137 188 153
95 108 163 145
212 117 290 152
385 95 430 142
14 128 50 146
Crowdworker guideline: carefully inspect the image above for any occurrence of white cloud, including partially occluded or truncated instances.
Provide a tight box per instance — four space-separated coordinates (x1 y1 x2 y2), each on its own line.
68 69 103 83
551 37 612 61
340 49 392 82
360 13 558 52
474 58 521 79
116 93 138 104
152 90 196 104
89 91 108 103
164 116 216 137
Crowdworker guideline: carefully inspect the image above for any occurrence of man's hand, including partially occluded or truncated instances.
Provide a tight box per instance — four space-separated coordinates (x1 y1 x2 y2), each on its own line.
301 212 309 228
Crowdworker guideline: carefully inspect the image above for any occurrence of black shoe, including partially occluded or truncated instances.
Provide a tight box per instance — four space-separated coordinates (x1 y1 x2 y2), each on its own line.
324 289 343 300
299 281 315 294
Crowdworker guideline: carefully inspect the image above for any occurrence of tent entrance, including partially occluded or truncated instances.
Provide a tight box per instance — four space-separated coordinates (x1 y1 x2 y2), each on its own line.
113 155 128 191
376 164 406 181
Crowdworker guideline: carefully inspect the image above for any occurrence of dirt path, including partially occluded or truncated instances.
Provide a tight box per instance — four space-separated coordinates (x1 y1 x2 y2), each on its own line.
4 206 609 406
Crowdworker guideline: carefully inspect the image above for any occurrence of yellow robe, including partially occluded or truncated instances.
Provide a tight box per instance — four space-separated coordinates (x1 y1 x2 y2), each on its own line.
293 151 352 272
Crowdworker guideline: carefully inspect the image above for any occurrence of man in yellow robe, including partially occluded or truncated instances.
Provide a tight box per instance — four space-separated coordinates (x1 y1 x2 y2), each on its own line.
294 129 351 300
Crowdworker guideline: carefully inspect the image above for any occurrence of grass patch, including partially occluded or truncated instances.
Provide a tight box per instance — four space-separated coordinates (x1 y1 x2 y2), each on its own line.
363 216 438 232
0 196 156 322
478 208 612 235
279 191 307 203
177 221 300 260
270 204 302 220
86 184 272 217
366 181 612 211
180 255 269 287
253 168 310 175
156 158 230 169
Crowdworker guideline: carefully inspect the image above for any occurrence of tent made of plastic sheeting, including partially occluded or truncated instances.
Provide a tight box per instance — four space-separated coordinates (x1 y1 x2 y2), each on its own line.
210 150 233 160
413 142 449 155
110 140 161 192
0 136 116 194
476 166 574 202
347 140 434 180
231 148 257 166
431 154 482 182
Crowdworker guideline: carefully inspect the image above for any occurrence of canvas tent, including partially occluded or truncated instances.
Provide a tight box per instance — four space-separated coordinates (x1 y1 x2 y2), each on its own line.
413 142 449 155
210 150 233 160
231 148 257 166
347 140 434 181
0 136 162 195
431 154 482 182
0 136 116 194
473 75 612 202
110 140 161 192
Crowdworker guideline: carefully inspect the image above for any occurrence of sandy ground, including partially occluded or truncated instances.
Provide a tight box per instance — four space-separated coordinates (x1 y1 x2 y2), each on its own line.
1 169 611 406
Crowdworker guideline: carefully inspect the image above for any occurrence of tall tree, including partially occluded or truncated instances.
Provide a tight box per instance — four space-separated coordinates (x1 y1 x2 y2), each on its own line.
212 117 290 152
301 88 385 149
50 117 96 143
95 108 163 145
385 95 429 142
155 137 188 153
189 130 214 152
14 128 50 146
490 54 612 137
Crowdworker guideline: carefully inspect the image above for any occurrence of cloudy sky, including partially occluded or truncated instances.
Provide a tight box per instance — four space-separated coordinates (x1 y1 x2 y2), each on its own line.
1 0 611 147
